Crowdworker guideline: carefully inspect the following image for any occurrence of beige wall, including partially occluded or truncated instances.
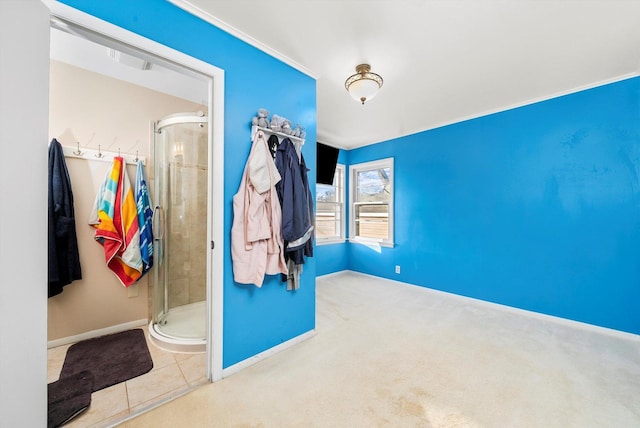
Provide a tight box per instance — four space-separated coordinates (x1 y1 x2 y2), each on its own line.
48 60 205 341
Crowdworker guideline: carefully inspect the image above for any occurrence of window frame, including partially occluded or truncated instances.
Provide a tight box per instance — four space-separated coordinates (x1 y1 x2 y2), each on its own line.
315 163 346 245
348 157 394 247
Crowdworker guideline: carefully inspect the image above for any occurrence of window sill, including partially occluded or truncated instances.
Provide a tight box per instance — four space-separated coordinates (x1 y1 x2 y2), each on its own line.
316 238 346 246
348 237 394 248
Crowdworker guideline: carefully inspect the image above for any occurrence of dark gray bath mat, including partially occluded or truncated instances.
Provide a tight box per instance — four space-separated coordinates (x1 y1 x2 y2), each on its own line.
47 370 94 428
59 328 153 392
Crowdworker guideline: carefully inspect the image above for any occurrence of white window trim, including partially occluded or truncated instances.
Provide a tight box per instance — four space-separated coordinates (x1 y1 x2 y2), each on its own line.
316 163 346 245
349 157 394 247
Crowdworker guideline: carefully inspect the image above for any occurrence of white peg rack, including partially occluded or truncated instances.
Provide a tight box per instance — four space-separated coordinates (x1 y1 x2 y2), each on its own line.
251 125 305 146
62 144 146 166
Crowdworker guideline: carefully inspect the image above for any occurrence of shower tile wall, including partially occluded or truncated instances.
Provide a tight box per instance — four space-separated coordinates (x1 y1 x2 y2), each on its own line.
167 147 208 309
145 118 208 318
192 127 209 305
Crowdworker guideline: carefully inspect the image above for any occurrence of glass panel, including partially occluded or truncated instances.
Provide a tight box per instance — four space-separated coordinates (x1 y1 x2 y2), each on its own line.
355 203 389 240
317 183 337 238
356 167 391 203
317 201 340 238
165 122 208 312
153 117 208 340
152 123 167 324
317 183 336 202
317 170 342 239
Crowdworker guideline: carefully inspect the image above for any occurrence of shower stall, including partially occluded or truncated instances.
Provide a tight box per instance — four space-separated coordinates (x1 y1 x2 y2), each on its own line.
148 111 209 353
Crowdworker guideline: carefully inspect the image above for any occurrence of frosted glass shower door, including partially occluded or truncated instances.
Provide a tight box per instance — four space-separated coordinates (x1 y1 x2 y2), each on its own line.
152 113 208 341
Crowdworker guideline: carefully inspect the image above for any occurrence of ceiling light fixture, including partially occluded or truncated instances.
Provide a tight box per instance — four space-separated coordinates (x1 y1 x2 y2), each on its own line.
345 64 383 105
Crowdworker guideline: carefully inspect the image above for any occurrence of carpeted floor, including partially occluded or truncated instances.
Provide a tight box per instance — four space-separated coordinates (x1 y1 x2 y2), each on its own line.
120 271 640 427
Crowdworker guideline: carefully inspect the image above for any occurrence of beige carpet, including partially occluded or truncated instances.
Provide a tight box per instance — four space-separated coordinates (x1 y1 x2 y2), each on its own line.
121 271 640 427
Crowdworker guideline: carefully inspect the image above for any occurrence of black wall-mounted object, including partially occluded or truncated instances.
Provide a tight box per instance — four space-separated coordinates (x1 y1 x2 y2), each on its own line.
316 142 340 185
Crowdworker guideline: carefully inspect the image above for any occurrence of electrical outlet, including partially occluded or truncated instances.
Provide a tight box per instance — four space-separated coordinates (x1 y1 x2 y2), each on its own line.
395 265 401 274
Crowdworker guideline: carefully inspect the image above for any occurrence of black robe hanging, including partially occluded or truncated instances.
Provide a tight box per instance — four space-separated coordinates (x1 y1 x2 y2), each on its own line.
48 138 82 297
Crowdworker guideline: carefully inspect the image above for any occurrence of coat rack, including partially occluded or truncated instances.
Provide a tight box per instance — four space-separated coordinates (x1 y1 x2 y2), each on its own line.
251 125 305 159
251 125 305 146
62 142 146 165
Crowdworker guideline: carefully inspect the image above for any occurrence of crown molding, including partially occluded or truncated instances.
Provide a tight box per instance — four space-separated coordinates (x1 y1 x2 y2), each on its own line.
169 0 318 79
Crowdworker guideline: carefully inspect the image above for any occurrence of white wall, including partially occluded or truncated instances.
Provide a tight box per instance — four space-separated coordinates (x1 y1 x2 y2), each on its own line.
0 1 49 426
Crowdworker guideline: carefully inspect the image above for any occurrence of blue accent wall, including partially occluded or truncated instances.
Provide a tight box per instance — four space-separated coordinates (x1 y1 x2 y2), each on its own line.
62 0 317 367
316 149 350 276
347 77 640 334
315 243 348 276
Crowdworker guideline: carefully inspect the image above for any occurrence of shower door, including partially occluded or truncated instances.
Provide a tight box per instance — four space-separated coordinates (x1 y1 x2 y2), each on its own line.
152 112 208 341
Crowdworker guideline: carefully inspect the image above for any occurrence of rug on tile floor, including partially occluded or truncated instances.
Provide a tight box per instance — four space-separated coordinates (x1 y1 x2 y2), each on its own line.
47 370 94 428
59 328 153 392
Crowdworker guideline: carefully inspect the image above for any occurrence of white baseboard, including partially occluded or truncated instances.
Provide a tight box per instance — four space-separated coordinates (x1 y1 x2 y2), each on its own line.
323 270 640 342
316 270 348 280
47 319 149 349
222 329 317 378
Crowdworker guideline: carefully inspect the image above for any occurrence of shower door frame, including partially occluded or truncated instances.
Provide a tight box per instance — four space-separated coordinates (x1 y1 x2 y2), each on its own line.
47 1 225 382
153 112 210 337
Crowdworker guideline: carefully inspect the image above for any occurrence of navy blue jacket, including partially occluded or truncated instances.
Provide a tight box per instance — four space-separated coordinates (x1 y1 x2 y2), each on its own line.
48 139 82 297
274 138 314 265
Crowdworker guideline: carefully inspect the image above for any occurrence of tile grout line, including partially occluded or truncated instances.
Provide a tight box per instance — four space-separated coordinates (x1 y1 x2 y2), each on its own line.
175 356 190 386
47 335 204 426
125 379 132 416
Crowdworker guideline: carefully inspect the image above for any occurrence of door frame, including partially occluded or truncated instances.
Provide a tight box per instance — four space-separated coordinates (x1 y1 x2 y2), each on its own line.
45 1 225 381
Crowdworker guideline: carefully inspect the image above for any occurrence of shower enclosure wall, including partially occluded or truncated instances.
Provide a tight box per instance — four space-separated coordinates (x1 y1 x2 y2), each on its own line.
149 111 208 353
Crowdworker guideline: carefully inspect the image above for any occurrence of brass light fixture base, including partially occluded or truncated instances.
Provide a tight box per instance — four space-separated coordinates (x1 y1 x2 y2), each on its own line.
345 63 384 105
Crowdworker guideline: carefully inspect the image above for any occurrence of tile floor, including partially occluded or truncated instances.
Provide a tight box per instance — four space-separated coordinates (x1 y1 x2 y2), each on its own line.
47 325 208 428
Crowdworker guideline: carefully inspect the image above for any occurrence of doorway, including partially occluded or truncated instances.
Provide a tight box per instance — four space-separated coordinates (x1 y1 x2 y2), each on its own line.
46 3 224 423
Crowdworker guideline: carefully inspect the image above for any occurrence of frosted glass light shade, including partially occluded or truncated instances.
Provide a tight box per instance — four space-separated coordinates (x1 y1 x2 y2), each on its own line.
345 64 383 105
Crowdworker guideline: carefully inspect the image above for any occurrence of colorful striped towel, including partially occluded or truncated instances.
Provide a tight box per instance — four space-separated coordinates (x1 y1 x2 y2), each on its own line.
135 161 153 275
89 157 142 287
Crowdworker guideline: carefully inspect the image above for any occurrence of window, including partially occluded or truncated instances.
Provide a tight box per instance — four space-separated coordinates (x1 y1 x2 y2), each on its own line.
316 164 345 244
349 158 394 246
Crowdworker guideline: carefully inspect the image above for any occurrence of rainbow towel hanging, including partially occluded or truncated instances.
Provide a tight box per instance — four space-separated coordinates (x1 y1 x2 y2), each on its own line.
89 156 142 287
135 160 153 275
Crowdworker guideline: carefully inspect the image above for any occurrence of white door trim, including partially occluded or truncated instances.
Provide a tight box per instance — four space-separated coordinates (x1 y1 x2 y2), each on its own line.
44 0 225 382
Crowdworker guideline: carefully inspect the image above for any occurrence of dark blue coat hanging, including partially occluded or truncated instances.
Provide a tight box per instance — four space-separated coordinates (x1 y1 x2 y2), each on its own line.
274 137 314 284
48 138 82 297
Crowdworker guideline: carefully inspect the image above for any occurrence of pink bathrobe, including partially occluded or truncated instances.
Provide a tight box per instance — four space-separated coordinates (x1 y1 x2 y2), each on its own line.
231 130 288 287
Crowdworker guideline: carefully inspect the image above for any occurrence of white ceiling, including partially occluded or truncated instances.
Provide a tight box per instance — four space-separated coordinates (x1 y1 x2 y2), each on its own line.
50 27 209 106
178 0 640 149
